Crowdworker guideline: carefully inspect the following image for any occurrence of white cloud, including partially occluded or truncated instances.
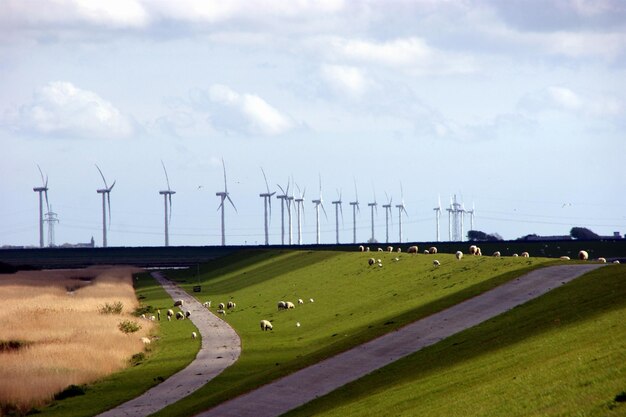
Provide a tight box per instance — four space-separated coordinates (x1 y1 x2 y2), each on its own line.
5 81 134 139
207 84 293 136
548 86 583 111
519 86 622 118
321 64 372 96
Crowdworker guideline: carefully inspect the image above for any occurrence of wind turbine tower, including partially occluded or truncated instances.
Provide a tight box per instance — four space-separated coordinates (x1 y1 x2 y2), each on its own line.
367 191 377 243
287 180 294 245
259 168 276 246
349 180 360 244
311 174 327 244
331 189 343 244
215 158 237 246
159 161 176 247
395 183 408 243
276 181 290 245
382 193 393 244
33 165 49 248
467 202 475 232
95 165 115 248
433 195 442 242
294 184 306 245
44 208 59 247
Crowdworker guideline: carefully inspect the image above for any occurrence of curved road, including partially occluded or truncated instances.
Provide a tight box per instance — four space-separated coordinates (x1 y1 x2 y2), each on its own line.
96 271 241 417
197 264 603 417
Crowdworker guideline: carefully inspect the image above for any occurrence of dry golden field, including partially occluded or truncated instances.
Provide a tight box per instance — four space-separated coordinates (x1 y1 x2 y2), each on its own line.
0 266 154 413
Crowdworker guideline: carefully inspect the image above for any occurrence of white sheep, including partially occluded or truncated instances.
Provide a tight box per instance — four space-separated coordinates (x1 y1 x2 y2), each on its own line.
260 319 273 331
298 299 304 304
433 260 441 267
365 247 370 252
191 332 197 339
397 247 402 253
203 301 211 308
475 247 482 256
149 315 156 321
613 260 620 264
578 250 589 260
218 302 225 310
227 301 236 310
296 322 301 327
309 298 315 303
140 314 146 319
140 337 151 345
493 251 501 257
521 252 530 258
597 257 607 263
368 258 376 266
378 248 383 252
358 245 365 252
512 253 519 257
167 316 171 322
455 251 463 260
393 257 399 262
377 258 382 263
387 246 394 252
167 309 174 319
424 250 430 254
469 245 477 255
377 262 383 267
285 301 295 309
277 301 287 310
175 311 185 320
560 256 570 260
428 246 438 254
174 299 184 307
217 309 226 315
407 246 418 254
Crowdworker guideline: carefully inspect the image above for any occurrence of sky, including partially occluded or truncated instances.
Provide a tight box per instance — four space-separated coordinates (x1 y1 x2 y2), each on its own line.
1 0 625 248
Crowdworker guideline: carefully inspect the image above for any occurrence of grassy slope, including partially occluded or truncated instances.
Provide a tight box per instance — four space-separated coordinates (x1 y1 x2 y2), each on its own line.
38 273 200 417
285 264 626 417
152 249 556 417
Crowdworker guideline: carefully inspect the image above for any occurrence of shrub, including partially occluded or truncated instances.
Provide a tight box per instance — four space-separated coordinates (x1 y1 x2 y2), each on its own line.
54 385 86 401
130 352 146 366
134 305 155 316
118 320 141 334
98 301 124 315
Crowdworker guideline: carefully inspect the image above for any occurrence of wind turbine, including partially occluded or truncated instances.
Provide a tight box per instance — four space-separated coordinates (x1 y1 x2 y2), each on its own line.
294 184 306 245
349 179 360 244
33 165 49 248
311 174 327 244
216 158 237 246
95 165 115 248
367 189 377 243
382 193 393 243
276 180 290 245
395 183 408 243
331 189 343 244
159 161 176 247
287 178 295 245
433 195 442 242
259 168 276 246
467 202 475 232
446 196 453 241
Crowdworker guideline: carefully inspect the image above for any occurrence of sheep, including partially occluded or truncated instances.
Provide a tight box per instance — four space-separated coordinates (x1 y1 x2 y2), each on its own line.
174 299 184 307
140 314 146 319
560 256 571 260
475 247 482 256
167 316 171 322
455 251 463 260
377 248 383 252
433 260 441 267
578 250 589 260
191 332 197 339
407 245 418 254
296 322 301 327
140 337 151 345
597 257 607 263
393 257 400 262
218 302 225 310
493 251 501 257
298 299 304 305
175 311 185 320
285 301 295 309
157 310 161 321
512 253 519 257
167 309 174 319
424 250 430 254
309 298 315 303
387 246 394 252
278 301 287 310
428 246 438 254
185 311 191 318
260 319 273 331
521 252 529 258
613 260 620 264
377 258 382 264
378 262 383 267
368 258 376 266
217 309 226 315
149 315 156 321
203 301 211 308
227 301 236 310
397 247 402 253
469 245 477 255
366 247 370 252
358 245 365 252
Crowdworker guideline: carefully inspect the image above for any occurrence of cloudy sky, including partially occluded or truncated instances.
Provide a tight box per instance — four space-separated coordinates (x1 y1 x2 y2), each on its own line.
1 0 625 248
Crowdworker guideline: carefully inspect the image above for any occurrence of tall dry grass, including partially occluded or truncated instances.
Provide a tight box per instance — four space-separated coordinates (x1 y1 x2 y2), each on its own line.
0 266 154 413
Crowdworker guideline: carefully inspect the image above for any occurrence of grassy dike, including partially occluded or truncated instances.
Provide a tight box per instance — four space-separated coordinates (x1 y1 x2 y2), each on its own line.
285 264 626 417
151 249 557 417
38 272 199 417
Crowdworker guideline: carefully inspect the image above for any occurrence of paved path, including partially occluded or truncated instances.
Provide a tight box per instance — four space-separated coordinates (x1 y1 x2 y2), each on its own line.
96 272 241 417
198 264 602 417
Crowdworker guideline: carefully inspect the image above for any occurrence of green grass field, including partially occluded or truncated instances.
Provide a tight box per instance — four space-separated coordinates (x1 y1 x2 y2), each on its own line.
284 264 626 417
37 273 200 417
150 249 557 417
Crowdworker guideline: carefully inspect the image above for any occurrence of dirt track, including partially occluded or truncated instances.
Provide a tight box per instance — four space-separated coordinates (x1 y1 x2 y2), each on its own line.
196 264 602 417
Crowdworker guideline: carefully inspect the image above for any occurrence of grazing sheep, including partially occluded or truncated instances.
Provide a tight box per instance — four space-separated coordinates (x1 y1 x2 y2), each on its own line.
167 309 174 319
296 322 301 327
387 246 394 252
203 301 211 308
359 245 365 252
493 251 501 257
424 250 430 254
217 309 226 315
428 246 438 254
285 301 295 309
366 247 370 252
140 314 146 319
309 298 315 303
560 256 571 260
167 316 171 322
227 301 236 310
174 299 184 307
613 260 620 264
407 245 418 254
157 310 161 321
455 251 463 260
175 311 185 320
191 332 197 339
475 247 482 256
397 247 402 253
377 258 382 263
277 301 287 310
578 250 589 260
140 337 151 345
521 252 529 258
377 262 383 267
433 260 441 267
393 257 400 262
597 257 607 263
185 311 191 318
298 299 304 305
377 248 383 252
469 245 477 255
149 315 156 321
260 320 273 331
512 253 519 257
218 302 225 310
368 258 376 266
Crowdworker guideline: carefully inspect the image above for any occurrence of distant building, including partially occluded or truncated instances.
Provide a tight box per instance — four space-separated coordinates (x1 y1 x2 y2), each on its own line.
524 235 572 241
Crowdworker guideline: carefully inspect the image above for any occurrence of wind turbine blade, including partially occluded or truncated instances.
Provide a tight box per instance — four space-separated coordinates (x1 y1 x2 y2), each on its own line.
161 160 171 191
321 203 328 220
302 187 306 199
44 190 50 213
107 192 112 228
95 164 108 188
277 184 286 195
261 167 270 194
354 178 358 202
227 195 238 213
168 193 173 224
109 180 116 191
340 202 344 225
222 158 228 192
286 178 290 197
269 195 272 222
400 182 404 204
37 164 45 186
217 201 224 211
